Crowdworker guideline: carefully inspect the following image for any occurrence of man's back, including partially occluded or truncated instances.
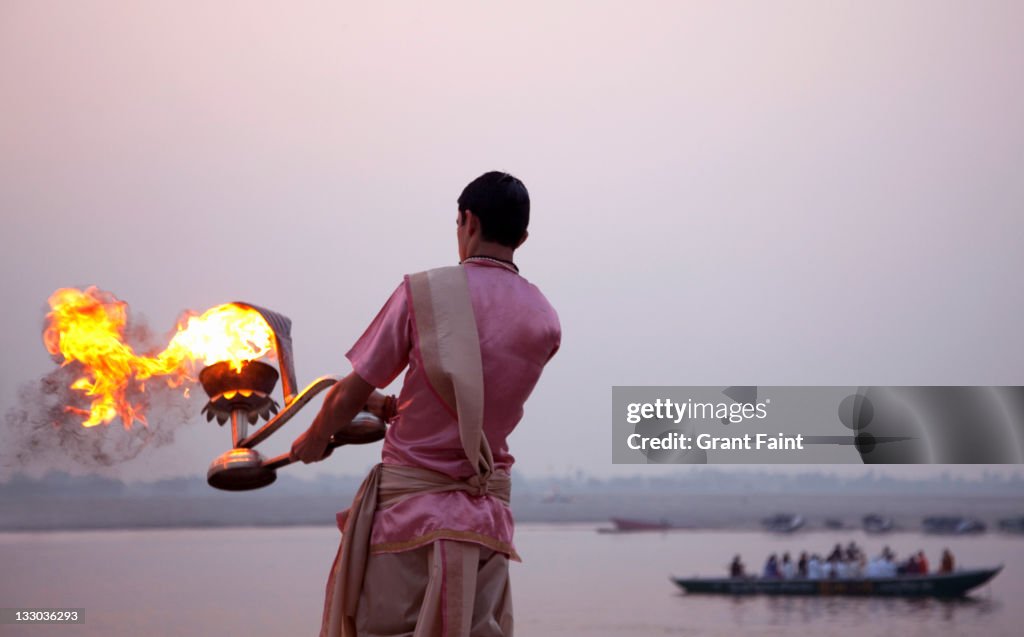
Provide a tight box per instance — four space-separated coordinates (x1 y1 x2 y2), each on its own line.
349 258 560 479
345 258 560 556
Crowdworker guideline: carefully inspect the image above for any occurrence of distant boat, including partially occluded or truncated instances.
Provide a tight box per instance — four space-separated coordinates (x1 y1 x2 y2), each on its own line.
607 517 673 532
863 514 895 534
922 516 986 535
997 517 1024 534
762 513 805 533
671 567 1002 598
823 518 845 530
539 486 574 504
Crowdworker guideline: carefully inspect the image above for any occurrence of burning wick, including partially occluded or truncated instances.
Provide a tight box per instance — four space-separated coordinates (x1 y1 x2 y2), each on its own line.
43 287 276 429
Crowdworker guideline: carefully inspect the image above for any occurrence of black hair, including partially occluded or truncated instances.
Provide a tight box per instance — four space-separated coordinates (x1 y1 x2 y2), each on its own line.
457 171 530 248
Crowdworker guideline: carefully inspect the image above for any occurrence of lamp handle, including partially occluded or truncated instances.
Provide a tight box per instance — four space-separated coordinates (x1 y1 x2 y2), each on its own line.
261 415 387 470
237 376 340 449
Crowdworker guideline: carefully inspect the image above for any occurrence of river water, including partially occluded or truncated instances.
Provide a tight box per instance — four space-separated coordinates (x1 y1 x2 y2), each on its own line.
1 524 1021 636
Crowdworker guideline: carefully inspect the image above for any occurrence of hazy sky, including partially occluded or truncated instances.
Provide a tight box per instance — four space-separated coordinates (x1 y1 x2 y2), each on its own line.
1 2 1022 482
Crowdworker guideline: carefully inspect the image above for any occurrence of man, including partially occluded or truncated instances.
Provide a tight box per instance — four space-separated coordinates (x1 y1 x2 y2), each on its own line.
290 171 561 637
939 548 954 573
729 555 745 578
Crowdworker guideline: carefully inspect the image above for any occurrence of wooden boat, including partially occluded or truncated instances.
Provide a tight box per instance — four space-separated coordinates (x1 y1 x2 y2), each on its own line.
761 513 804 533
607 517 673 532
539 486 573 504
922 516 986 535
862 514 894 534
671 567 1002 598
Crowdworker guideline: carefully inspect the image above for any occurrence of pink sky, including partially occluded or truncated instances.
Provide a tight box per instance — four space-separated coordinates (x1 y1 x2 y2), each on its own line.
1 2 1022 481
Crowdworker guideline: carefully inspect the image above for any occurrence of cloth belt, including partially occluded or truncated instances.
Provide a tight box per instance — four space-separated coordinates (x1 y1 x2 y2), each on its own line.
325 462 511 637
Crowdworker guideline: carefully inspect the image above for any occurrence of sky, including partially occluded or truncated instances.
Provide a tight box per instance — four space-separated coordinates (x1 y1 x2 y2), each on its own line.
1 1 1022 483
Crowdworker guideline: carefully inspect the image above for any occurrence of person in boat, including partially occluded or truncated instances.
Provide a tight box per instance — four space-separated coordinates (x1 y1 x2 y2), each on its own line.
940 548 955 573
915 550 929 574
823 554 837 578
843 544 865 579
826 543 843 563
899 553 921 575
807 554 824 580
882 549 898 577
880 546 896 568
763 554 781 579
865 550 897 578
864 555 884 578
897 555 912 575
797 552 809 578
780 552 797 579
845 541 861 563
730 555 746 578
833 554 851 579
291 172 561 637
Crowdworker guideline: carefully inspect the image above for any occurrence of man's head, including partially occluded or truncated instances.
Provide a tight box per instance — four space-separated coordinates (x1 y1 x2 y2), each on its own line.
456 171 530 260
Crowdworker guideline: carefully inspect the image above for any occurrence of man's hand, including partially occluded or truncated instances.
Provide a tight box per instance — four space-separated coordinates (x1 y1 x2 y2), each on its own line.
290 427 334 464
289 372 376 464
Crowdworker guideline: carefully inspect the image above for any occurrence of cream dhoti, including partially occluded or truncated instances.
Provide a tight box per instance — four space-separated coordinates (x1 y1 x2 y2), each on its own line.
322 463 513 637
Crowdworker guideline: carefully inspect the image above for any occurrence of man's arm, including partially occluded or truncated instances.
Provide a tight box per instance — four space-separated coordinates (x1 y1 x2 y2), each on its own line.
289 371 376 464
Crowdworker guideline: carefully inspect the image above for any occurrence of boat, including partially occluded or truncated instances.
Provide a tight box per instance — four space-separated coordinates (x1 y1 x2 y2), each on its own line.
607 517 673 532
922 516 986 535
539 486 574 504
823 518 845 530
671 567 1002 598
863 514 894 534
761 513 805 533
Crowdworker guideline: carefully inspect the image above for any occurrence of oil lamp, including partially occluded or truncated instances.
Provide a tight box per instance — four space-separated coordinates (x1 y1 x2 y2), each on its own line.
198 303 385 491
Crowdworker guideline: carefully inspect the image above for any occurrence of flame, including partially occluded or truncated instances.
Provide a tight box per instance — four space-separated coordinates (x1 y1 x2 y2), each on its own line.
43 287 275 429
163 303 275 373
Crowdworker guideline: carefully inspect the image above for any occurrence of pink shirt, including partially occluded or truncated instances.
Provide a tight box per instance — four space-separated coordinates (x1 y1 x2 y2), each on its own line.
346 259 561 557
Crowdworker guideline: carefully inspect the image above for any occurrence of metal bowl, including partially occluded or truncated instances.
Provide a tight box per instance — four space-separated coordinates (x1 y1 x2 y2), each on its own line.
206 447 277 491
199 360 279 399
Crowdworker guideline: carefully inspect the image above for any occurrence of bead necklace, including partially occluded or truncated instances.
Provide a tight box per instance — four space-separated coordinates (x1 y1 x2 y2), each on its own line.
461 255 520 273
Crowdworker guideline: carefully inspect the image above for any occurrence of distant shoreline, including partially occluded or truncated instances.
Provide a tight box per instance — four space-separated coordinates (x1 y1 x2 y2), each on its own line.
4 491 1021 534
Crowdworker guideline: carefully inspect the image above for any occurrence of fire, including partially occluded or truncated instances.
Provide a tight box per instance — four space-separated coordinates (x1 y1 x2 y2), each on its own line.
43 287 275 429
163 304 275 372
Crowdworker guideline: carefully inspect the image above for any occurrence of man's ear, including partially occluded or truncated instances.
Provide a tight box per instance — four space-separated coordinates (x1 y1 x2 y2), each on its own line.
515 230 529 249
466 210 481 236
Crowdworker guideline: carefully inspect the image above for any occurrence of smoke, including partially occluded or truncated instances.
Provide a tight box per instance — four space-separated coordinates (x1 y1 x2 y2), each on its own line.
0 317 199 480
